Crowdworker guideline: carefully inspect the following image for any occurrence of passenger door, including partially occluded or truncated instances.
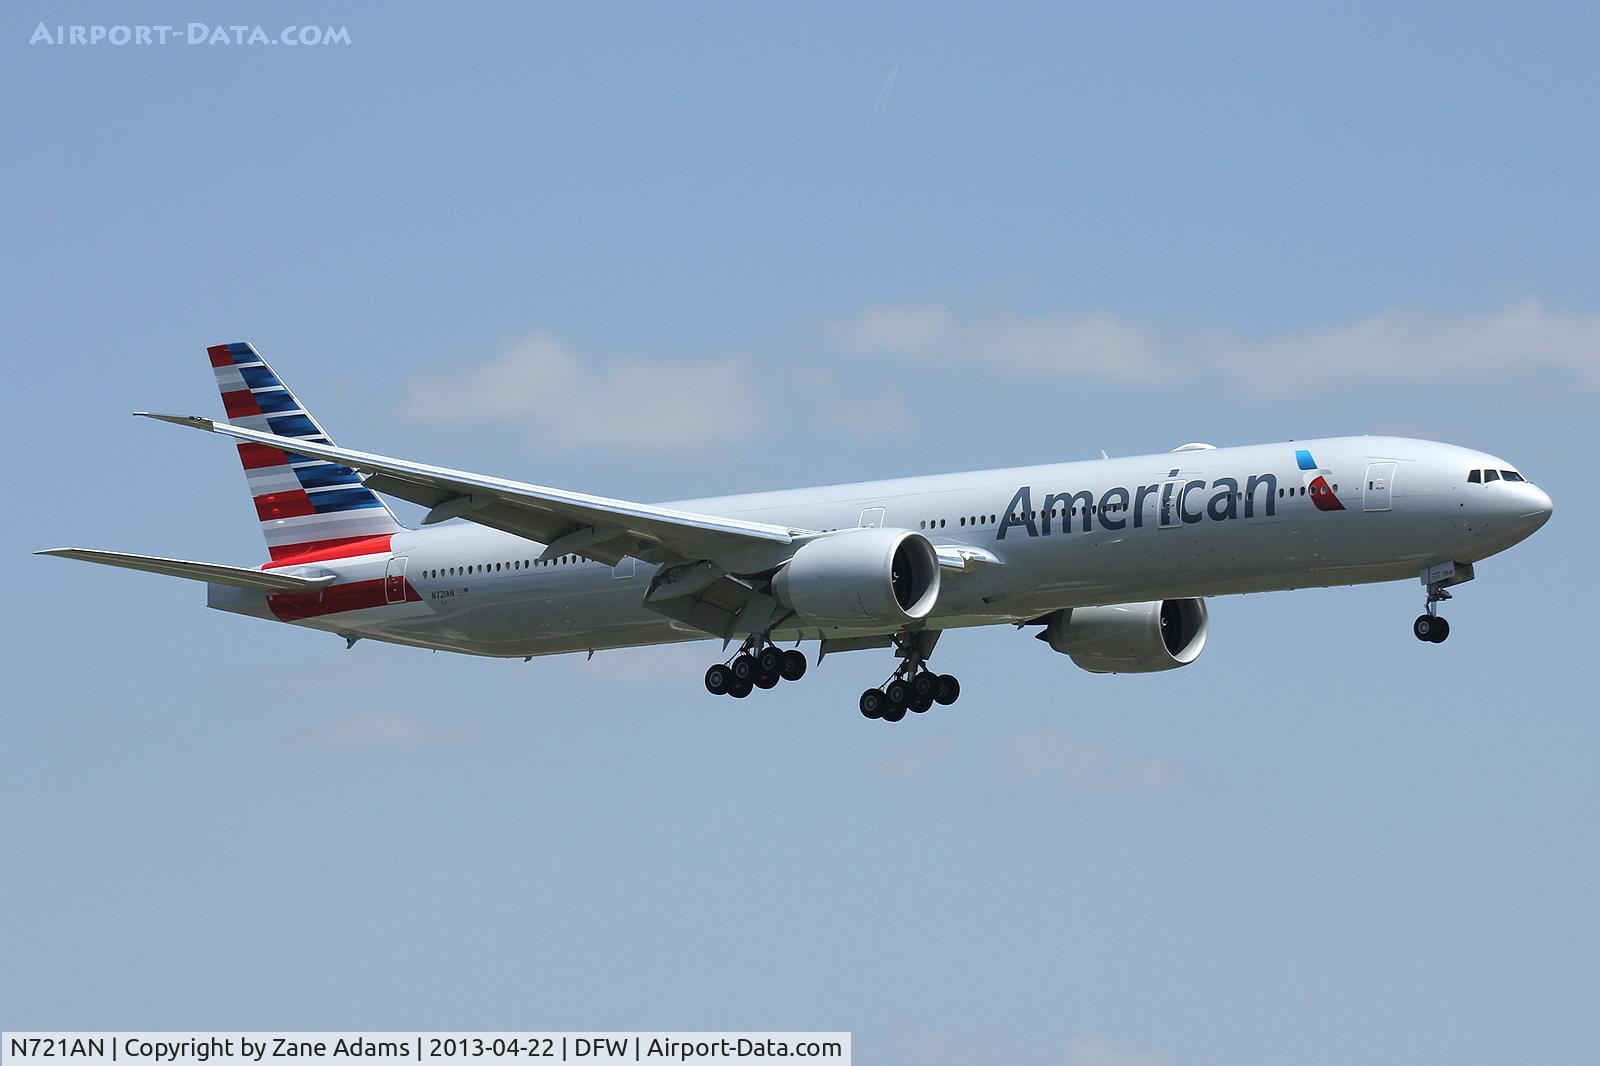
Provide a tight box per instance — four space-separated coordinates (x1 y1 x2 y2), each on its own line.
384 556 408 603
859 507 886 529
1364 463 1396 512
1158 479 1185 528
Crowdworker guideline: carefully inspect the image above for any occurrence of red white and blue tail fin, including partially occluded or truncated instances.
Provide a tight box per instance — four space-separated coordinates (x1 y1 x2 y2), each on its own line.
208 342 406 563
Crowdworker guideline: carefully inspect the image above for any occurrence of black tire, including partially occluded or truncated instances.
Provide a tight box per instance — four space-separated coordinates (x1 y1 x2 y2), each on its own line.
1430 616 1451 643
704 664 730 696
781 649 808 682
911 691 934 713
754 671 779 689
757 646 784 678
882 701 907 723
885 678 910 709
729 678 753 699
911 671 937 700
731 653 756 681
934 674 960 705
859 688 884 719
1413 615 1436 642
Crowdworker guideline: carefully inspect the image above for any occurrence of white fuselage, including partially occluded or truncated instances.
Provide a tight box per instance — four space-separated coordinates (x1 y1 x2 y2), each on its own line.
208 436 1553 657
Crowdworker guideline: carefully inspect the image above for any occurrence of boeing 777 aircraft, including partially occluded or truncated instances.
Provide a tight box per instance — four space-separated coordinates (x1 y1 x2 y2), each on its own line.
42 343 1554 722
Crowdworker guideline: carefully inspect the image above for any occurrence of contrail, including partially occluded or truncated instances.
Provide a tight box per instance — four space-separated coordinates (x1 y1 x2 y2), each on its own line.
869 65 898 127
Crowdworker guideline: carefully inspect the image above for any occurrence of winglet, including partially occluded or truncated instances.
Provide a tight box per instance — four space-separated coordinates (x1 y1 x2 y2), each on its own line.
135 412 216 431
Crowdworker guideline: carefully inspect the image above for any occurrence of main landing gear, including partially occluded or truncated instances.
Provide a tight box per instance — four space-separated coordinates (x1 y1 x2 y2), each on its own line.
859 632 960 724
704 637 806 699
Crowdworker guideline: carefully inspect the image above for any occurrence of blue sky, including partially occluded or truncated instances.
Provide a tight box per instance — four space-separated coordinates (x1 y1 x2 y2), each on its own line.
3 4 1597 1064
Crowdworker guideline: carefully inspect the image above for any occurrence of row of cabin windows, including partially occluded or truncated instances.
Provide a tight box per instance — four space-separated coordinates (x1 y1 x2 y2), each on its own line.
1468 468 1525 483
913 483 1342 528
421 555 592 580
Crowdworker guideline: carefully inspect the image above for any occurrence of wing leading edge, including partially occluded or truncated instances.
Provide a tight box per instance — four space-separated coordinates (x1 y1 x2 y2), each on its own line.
135 412 800 573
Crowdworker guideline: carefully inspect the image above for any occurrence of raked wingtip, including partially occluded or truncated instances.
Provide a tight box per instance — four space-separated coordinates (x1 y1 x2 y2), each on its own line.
135 411 215 430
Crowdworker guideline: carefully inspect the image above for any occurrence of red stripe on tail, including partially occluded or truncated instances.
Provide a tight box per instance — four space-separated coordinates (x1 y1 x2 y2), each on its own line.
237 442 291 469
220 389 262 418
264 533 395 566
253 490 317 521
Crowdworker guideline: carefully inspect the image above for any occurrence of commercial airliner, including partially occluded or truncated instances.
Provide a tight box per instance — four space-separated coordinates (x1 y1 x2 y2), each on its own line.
41 342 1553 722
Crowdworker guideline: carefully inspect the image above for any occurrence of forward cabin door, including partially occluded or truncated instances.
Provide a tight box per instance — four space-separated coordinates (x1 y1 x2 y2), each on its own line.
1158 479 1185 528
1364 463 1396 512
384 556 408 603
859 507 886 528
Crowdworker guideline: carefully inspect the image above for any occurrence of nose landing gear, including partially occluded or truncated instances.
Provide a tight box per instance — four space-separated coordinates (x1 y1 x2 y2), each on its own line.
1414 561 1473 644
1413 612 1450 643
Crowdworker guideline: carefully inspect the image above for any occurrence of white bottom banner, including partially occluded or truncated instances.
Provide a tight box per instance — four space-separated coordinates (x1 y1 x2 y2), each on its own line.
2 1035 850 1066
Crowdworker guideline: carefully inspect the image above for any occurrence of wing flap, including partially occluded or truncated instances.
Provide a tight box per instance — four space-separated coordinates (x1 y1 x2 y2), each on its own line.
37 548 337 592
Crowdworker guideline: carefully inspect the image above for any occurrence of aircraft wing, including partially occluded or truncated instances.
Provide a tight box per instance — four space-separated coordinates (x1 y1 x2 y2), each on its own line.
137 413 798 569
36 548 337 592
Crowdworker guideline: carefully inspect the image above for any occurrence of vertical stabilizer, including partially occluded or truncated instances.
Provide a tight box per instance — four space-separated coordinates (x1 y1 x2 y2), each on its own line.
207 341 405 562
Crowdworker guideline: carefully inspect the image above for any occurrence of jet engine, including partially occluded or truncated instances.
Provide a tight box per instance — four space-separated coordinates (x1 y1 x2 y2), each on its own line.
772 528 940 629
1037 599 1208 673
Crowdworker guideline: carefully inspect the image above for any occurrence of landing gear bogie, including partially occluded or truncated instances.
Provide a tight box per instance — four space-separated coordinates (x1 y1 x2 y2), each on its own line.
863 631 960 724
706 639 808 700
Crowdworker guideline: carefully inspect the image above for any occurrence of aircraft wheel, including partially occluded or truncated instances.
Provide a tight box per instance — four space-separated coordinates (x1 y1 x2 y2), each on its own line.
882 701 907 723
731 653 756 681
885 678 911 710
754 671 779 689
1430 616 1450 643
859 688 884 719
910 691 934 713
704 664 731 696
756 646 784 679
781 649 808 682
934 674 960 705
728 678 753 699
1414 615 1440 642
911 670 937 701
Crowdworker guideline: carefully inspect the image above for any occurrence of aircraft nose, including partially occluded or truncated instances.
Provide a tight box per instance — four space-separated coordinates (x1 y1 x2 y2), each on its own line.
1522 484 1554 531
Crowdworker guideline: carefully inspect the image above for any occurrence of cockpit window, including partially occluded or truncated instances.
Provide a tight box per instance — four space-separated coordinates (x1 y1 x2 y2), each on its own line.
1484 469 1500 483
1468 469 1481 483
1502 470 1525 482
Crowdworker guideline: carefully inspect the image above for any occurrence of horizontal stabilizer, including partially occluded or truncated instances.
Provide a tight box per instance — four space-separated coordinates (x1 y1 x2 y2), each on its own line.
36 548 337 592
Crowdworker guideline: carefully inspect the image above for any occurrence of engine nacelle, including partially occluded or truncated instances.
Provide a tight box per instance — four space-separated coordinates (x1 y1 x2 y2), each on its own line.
772 528 940 629
1038 599 1208 673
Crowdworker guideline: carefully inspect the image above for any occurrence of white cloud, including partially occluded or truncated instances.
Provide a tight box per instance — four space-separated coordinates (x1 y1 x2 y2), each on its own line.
876 731 955 780
1004 727 1182 790
311 711 453 749
836 300 1600 394
403 333 763 452
1068 1036 1173 1066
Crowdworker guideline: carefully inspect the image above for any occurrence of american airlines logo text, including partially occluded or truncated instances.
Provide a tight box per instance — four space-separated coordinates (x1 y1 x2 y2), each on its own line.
996 472 1280 539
